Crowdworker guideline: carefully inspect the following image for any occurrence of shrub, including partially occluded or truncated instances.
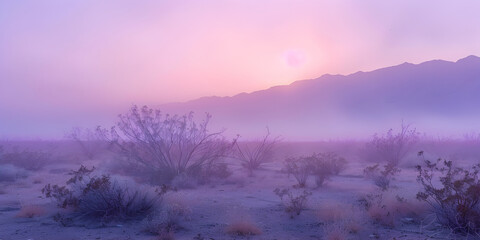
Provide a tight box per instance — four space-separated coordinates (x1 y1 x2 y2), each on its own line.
143 200 191 236
42 165 166 223
363 163 400 191
156 231 176 240
317 202 348 223
358 191 425 227
416 151 480 235
317 202 366 235
363 122 419 166
234 128 279 175
285 153 346 188
274 187 311 218
170 174 198 190
225 219 262 236
327 153 348 175
284 156 311 187
307 152 346 187
16 205 47 218
323 223 348 240
97 105 234 184
198 162 232 184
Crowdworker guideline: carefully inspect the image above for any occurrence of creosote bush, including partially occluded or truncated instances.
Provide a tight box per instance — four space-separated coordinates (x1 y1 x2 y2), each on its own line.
285 152 347 188
42 165 166 223
143 201 191 237
416 151 480 235
358 192 423 227
363 122 419 166
308 152 347 187
274 187 311 218
364 163 401 191
97 105 233 185
284 156 311 187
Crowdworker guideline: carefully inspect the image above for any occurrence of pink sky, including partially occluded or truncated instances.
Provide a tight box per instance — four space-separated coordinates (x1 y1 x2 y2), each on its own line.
1 0 480 138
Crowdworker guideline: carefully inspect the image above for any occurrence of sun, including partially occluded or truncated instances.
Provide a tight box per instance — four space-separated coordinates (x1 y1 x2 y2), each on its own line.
283 49 306 68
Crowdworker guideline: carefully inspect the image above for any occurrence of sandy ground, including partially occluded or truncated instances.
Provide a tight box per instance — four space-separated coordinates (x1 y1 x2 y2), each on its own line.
0 142 476 240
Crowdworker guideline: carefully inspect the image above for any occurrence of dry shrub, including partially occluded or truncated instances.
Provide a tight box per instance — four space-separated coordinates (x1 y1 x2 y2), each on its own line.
170 174 198 189
363 163 401 191
284 156 311 188
359 191 427 227
345 219 363 234
274 188 311 218
16 205 47 218
317 203 366 235
225 219 262 236
363 122 419 166
198 162 232 184
324 223 349 240
234 128 279 175
417 152 480 235
317 203 349 223
143 196 191 236
285 152 347 188
96 105 234 185
156 231 176 240
43 165 165 224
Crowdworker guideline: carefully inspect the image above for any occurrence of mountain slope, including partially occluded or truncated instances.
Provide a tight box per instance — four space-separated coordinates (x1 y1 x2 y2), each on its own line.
161 56 480 140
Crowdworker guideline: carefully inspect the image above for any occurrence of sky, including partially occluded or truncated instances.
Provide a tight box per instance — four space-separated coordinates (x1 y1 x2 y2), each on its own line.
1 0 480 138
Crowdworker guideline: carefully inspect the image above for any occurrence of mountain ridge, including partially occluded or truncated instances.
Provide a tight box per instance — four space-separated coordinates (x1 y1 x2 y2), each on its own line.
165 55 480 106
160 55 480 140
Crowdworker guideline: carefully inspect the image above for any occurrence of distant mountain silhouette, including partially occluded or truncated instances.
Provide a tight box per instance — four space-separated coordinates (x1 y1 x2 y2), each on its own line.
161 56 480 140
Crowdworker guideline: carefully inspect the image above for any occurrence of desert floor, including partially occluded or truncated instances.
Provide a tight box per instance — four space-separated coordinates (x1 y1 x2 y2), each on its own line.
0 141 476 240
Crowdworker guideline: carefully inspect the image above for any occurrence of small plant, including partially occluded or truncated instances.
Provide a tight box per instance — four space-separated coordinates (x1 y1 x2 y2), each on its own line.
284 156 311 187
323 223 349 240
285 153 346 188
416 151 480 235
234 128 279 175
199 162 232 184
225 219 262 236
16 205 47 218
307 152 346 187
42 165 166 223
317 202 348 223
327 153 348 175
364 163 400 191
363 122 419 167
143 201 191 236
274 188 311 218
358 191 424 227
317 202 366 235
